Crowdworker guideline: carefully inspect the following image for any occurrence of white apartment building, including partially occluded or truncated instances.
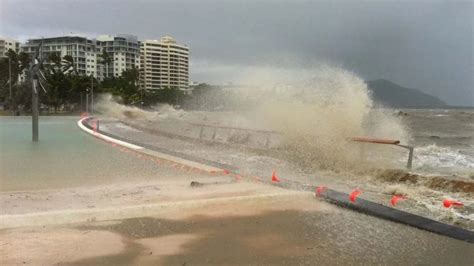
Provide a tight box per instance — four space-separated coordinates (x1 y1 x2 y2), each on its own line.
140 36 189 90
96 34 140 79
21 36 99 77
0 37 20 58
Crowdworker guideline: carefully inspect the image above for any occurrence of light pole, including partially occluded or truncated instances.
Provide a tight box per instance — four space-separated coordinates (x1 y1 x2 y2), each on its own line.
86 89 89 114
90 75 94 115
32 78 39 141
29 41 44 142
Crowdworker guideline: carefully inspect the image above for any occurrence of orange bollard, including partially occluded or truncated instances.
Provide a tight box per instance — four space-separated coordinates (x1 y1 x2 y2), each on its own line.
390 195 406 206
271 170 280 182
443 199 464 208
349 189 362 203
315 186 327 197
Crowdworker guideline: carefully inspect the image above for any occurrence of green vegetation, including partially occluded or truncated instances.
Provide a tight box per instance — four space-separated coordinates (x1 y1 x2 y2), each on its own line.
0 49 206 114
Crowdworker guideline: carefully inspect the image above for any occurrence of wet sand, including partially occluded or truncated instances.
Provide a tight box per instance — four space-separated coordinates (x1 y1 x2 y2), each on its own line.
2 192 473 265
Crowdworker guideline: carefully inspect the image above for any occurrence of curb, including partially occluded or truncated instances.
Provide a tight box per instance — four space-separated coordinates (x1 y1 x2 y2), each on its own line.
77 117 227 174
271 180 474 243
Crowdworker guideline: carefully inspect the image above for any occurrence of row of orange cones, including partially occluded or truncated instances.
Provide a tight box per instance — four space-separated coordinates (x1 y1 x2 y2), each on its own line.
271 170 464 209
320 187 464 208
92 133 466 211
117 142 467 210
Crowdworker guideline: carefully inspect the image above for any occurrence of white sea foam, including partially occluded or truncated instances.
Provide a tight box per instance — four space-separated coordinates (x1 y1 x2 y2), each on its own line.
413 144 474 170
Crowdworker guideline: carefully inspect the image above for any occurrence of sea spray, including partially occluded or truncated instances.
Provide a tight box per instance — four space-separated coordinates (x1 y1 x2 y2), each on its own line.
95 94 185 121
243 66 410 170
94 66 410 171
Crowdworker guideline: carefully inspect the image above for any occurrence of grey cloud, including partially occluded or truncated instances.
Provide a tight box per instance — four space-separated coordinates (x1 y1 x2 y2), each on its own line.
0 0 472 105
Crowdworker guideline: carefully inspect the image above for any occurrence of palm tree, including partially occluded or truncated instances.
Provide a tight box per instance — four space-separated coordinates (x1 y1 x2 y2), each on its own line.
18 52 30 74
0 50 31 114
62 55 76 75
47 52 62 74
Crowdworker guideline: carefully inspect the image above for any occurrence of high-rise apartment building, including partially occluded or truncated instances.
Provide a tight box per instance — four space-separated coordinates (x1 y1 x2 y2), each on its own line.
140 36 189 90
0 37 20 58
96 34 140 79
21 36 99 77
18 34 189 86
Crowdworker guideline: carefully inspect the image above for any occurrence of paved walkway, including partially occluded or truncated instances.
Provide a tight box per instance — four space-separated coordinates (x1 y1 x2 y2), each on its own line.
99 119 474 230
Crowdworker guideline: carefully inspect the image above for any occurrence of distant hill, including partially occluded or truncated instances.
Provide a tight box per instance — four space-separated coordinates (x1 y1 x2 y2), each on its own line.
367 79 447 108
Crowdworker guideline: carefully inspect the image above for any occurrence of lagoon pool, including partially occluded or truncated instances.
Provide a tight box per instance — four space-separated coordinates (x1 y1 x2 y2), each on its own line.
0 116 172 191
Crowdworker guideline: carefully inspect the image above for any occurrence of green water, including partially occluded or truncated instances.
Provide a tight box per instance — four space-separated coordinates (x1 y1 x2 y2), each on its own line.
0 116 170 191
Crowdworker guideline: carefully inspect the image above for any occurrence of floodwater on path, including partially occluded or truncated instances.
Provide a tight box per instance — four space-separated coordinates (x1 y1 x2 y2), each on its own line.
0 116 179 191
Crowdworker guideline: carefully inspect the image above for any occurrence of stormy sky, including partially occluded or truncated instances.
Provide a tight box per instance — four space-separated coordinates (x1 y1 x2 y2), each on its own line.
1 0 472 106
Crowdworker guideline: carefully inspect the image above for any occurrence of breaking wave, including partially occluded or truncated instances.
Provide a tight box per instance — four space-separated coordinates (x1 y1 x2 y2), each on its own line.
244 66 410 171
413 144 474 176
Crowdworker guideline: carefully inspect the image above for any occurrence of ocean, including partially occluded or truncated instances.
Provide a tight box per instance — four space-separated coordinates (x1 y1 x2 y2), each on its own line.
404 108 474 179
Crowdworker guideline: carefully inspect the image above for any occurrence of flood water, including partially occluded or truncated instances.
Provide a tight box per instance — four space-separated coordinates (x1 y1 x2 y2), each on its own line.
0 116 174 191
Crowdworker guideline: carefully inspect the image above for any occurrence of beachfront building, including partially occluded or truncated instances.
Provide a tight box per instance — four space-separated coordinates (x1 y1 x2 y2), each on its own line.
21 36 99 77
140 36 189 90
0 37 20 58
95 34 140 79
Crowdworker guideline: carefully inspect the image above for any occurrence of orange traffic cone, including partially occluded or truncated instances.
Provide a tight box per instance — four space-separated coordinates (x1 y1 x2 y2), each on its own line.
271 170 280 182
349 189 362 203
443 199 464 208
390 195 406 206
315 186 327 197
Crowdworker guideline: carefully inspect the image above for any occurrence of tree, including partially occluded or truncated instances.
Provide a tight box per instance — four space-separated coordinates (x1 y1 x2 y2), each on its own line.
100 67 140 105
0 50 30 113
48 52 62 73
62 55 77 75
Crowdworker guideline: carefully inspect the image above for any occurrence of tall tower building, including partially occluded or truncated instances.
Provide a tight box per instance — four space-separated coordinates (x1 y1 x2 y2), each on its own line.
96 34 140 79
140 36 189 90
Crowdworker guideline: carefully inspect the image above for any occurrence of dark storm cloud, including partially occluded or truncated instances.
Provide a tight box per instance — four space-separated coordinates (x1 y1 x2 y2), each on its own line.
0 0 472 105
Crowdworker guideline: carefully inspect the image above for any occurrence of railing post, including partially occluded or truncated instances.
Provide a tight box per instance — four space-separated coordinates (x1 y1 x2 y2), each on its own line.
407 147 414 169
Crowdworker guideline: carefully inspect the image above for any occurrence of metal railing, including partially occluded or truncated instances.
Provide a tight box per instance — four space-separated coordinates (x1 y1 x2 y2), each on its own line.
188 123 415 169
351 137 414 169
188 122 279 148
